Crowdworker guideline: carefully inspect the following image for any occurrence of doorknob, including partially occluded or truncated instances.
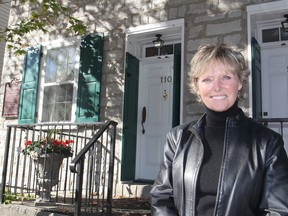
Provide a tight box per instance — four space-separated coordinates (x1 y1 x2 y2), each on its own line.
141 106 146 134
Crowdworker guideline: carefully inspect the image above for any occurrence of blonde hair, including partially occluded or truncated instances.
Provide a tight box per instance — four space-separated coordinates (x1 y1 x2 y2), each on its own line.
188 43 250 97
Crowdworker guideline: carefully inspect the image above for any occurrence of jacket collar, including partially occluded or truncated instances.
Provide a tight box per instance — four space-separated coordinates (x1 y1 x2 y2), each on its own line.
189 108 246 135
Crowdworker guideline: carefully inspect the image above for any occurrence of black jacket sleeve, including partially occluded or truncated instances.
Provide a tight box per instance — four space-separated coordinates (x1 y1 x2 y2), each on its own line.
150 130 179 216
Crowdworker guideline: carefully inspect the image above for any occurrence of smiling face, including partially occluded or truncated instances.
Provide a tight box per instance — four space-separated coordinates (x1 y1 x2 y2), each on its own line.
196 60 243 112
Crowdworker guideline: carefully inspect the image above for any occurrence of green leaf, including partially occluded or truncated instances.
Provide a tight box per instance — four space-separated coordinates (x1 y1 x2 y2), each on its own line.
4 0 87 55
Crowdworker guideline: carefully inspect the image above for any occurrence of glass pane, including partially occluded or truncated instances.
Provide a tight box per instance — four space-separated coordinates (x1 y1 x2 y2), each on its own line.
262 28 279 43
42 84 73 122
281 28 288 41
146 47 158 57
160 45 173 55
45 45 78 83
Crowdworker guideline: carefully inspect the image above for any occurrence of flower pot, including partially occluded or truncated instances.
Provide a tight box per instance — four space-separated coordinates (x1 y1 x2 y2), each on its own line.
34 153 65 205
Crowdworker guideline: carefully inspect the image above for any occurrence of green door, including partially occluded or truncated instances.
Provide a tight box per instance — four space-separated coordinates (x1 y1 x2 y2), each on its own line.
121 52 140 181
173 43 181 127
251 37 262 119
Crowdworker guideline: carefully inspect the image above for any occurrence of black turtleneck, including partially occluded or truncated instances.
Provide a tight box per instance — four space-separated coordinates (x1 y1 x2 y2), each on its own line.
196 102 240 216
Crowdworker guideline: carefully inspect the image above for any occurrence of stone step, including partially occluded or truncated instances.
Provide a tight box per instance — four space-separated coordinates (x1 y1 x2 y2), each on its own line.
0 198 151 216
0 203 69 216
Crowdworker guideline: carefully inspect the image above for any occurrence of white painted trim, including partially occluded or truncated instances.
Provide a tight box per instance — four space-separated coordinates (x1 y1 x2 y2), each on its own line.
37 37 81 123
246 0 288 117
126 19 184 35
247 0 288 14
124 18 185 123
41 35 81 47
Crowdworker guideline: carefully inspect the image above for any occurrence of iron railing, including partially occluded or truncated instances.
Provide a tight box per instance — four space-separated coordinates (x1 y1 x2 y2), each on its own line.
254 118 288 152
255 118 288 136
70 120 117 216
0 120 117 216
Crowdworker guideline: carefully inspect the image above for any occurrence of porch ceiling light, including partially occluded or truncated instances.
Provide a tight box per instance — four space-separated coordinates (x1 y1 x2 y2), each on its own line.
153 34 164 48
281 14 288 32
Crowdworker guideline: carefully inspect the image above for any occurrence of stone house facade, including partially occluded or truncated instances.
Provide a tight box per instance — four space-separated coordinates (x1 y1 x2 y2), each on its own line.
0 0 287 198
0 0 11 84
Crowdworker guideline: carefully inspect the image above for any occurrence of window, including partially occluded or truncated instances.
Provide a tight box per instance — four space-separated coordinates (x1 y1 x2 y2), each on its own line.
261 27 288 43
145 44 174 57
40 41 79 122
18 33 104 124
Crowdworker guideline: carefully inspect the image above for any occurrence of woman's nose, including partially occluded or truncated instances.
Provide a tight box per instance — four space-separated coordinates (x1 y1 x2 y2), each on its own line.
213 79 222 91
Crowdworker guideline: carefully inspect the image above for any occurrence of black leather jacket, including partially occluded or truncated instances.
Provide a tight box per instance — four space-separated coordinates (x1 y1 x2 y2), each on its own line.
150 110 288 216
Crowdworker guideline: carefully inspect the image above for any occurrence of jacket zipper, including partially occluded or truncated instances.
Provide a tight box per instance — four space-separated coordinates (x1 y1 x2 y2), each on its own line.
213 118 230 216
189 128 204 216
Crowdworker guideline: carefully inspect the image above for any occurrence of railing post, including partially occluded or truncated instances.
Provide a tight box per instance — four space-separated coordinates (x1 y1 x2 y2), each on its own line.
0 126 12 203
75 158 84 216
107 123 117 215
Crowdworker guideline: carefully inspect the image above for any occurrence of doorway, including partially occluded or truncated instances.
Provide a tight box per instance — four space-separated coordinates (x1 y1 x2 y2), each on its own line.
135 57 174 180
261 46 288 152
261 47 288 118
247 1 288 153
121 19 184 182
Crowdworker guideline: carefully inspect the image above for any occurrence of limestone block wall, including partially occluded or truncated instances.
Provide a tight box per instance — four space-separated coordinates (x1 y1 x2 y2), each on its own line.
0 0 275 198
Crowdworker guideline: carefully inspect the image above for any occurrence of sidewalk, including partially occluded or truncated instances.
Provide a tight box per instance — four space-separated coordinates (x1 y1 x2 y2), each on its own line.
0 197 151 216
112 197 151 215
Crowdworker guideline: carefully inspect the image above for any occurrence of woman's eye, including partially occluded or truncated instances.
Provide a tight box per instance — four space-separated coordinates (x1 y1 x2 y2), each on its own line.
202 78 212 83
222 75 231 80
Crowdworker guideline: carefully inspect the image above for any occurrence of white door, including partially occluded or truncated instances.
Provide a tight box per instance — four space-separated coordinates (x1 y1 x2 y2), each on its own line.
262 47 288 152
262 47 288 118
135 57 174 180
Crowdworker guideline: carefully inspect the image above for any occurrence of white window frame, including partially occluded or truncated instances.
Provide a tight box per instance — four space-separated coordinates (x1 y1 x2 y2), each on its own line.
257 21 286 47
37 36 81 123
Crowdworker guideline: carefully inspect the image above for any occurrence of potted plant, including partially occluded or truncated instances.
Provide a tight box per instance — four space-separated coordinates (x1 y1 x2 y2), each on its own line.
22 130 74 159
22 130 74 205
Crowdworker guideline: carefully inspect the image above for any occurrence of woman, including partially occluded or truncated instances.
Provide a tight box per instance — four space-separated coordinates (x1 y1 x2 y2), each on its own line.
150 44 288 215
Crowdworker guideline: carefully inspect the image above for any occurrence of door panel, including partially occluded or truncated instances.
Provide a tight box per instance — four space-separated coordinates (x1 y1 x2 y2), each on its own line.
262 47 288 118
251 37 262 119
136 59 173 180
173 43 181 126
121 52 139 181
261 47 288 152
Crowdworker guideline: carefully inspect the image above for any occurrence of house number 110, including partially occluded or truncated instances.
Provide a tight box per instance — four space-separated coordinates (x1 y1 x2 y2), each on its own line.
160 76 172 83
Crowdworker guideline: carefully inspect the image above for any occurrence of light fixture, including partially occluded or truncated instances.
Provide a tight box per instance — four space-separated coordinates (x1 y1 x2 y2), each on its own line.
281 14 288 32
153 34 164 48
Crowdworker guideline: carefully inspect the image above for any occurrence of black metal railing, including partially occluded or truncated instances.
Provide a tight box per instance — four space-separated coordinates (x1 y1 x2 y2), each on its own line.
70 120 117 216
255 118 288 152
0 120 117 216
255 118 288 137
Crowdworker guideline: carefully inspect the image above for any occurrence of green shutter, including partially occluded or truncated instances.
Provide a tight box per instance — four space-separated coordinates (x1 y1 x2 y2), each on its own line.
76 33 104 123
251 37 262 119
173 43 181 127
18 46 42 124
121 52 139 181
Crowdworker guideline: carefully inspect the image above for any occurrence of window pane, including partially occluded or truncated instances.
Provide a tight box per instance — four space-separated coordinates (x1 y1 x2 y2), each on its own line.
146 45 174 57
45 45 78 83
281 27 288 41
42 84 73 122
262 28 279 43
146 47 158 57
160 45 173 55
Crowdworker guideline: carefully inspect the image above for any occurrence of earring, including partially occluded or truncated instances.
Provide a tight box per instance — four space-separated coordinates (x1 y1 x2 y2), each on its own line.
197 94 202 102
238 91 242 99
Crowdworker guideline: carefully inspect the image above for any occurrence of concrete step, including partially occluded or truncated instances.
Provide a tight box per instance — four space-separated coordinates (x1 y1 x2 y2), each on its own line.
0 198 151 216
0 202 72 216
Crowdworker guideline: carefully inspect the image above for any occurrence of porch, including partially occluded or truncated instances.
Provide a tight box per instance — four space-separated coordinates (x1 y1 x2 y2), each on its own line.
0 120 131 215
0 118 287 216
